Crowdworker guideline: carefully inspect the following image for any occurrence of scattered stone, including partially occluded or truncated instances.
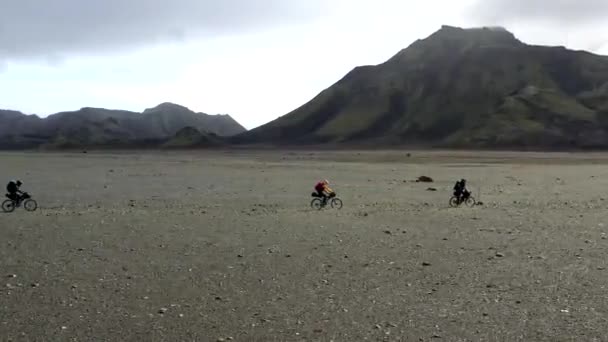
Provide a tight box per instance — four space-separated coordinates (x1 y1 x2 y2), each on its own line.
384 230 392 235
30 283 39 288
61 326 68 330
71 284 78 289
7 274 16 278
267 246 281 254
158 308 168 314
313 329 323 333
432 333 442 338
217 338 226 342
417 176 434 183
178 313 184 318
416 244 423 248
598 266 606 270
215 296 222 301
442 238 448 241
427 187 437 191
585 240 592 244
422 262 432 266
108 169 114 173
495 252 505 258
374 324 382 330
237 254 243 258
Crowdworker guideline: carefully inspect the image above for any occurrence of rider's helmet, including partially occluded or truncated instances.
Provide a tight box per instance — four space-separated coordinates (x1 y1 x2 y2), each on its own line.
16 180 22 186
324 179 329 185
461 179 466 184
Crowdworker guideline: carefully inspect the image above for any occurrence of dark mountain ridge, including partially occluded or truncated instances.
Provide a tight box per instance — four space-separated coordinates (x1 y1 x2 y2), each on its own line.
0 103 246 149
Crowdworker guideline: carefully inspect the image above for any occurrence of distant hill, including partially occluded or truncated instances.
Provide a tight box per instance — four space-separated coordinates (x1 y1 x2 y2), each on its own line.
234 25 608 149
0 103 246 149
162 126 223 148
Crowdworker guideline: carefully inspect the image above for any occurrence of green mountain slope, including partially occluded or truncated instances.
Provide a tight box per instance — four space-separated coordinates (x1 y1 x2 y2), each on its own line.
235 26 608 149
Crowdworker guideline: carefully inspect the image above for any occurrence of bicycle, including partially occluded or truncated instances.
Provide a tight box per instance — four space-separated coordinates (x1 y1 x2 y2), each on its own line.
310 192 343 210
449 192 476 208
2 192 38 213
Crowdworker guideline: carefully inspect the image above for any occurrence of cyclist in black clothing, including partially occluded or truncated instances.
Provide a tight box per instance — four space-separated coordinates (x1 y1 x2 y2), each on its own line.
6 180 23 205
453 179 470 202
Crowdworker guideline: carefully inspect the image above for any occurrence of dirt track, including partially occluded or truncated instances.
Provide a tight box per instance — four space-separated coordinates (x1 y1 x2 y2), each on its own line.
1 150 608 341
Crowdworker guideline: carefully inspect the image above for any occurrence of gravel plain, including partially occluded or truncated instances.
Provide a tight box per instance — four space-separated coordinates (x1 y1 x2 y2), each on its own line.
1 150 608 341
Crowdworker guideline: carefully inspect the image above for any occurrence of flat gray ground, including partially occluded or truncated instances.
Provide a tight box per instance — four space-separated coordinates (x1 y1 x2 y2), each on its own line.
1 150 608 341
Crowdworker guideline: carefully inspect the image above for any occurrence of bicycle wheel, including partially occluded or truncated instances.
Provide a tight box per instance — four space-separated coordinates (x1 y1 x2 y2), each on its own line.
24 199 38 212
310 198 323 210
2 200 15 213
449 196 459 207
331 198 343 209
465 196 476 208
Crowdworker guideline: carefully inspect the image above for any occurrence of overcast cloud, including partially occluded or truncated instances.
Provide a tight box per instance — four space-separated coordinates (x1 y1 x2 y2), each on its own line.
468 0 608 26
0 0 325 59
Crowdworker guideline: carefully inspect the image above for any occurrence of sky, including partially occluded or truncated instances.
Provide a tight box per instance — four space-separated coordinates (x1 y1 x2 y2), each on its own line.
1 0 607 129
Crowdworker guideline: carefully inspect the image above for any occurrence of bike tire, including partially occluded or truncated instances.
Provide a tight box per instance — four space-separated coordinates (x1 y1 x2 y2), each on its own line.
465 196 476 208
2 200 15 213
449 196 459 207
24 199 38 212
310 198 323 210
331 198 343 210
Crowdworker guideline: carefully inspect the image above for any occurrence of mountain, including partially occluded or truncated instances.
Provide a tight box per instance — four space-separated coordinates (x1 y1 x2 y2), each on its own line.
142 103 246 137
234 25 608 149
0 103 246 149
162 126 223 148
